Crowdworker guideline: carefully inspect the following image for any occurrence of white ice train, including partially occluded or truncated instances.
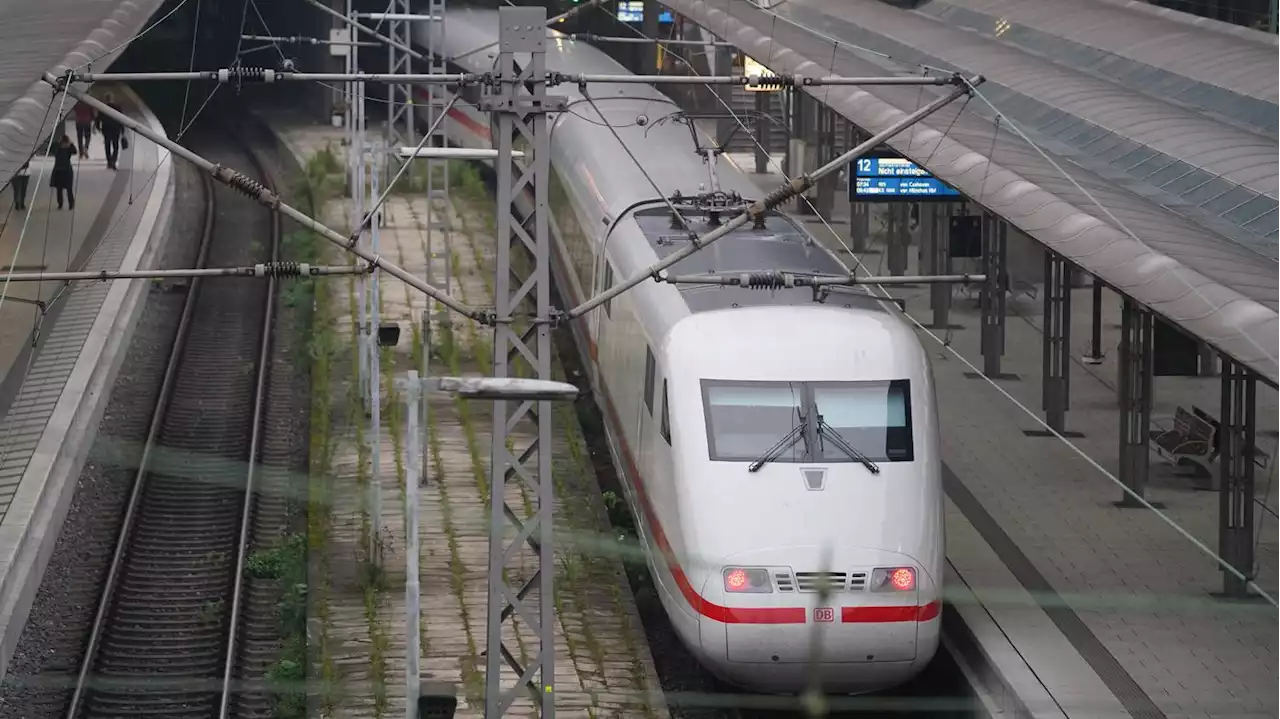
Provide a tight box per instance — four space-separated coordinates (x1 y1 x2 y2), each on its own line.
417 9 944 695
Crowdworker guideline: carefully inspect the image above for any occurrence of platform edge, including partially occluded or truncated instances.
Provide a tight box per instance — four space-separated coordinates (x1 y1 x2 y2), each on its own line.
0 85 175 682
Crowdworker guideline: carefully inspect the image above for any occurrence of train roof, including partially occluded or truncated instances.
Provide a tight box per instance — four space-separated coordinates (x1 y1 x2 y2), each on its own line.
441 8 904 323
634 207 892 314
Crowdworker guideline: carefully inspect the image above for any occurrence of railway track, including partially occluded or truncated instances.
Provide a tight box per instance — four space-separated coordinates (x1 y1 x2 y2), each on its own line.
65 129 284 719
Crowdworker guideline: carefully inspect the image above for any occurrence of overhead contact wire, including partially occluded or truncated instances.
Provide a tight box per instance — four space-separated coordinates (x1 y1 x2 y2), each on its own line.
589 3 1278 606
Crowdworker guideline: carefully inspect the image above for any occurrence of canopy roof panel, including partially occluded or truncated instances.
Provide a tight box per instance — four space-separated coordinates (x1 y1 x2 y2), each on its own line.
912 0 1279 135
667 0 1279 385
0 0 165 183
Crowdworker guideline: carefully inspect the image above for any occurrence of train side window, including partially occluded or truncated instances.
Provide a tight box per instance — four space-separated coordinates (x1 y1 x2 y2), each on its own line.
602 262 614 317
644 348 655 415
660 380 671 444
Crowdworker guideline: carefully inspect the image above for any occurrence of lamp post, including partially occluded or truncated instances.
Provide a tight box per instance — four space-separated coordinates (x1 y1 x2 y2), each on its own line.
399 371 578 719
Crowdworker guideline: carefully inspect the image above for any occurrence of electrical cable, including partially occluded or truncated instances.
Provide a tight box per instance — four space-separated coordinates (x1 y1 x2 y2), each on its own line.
580 89 692 232
579 4 1278 606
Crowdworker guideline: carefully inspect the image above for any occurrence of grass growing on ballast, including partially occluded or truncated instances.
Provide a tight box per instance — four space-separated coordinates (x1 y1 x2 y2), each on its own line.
445 161 661 714
296 144 346 717
247 534 309 719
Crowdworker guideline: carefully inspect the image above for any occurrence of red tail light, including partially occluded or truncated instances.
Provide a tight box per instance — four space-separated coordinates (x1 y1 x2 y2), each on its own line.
723 567 773 593
871 567 916 592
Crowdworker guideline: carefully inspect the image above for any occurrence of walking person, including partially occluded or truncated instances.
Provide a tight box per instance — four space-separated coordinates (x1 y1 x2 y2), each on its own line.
73 101 96 159
51 135 77 210
96 92 124 171
11 161 30 211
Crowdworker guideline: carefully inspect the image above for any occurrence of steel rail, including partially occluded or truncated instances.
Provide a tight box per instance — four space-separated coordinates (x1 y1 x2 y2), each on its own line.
64 152 220 719
217 137 281 719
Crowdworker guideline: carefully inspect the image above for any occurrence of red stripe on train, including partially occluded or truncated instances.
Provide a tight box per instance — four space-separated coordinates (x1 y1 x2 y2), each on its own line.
413 87 492 140
564 282 938 625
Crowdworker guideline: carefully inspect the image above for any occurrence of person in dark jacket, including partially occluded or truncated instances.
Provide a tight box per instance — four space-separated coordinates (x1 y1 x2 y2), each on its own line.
11 161 30 211
51 135 78 210
73 102 96 159
96 92 125 170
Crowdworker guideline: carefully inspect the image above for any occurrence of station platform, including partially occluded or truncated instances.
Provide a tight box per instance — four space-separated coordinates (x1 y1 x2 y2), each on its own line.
726 151 1278 719
266 118 669 718
0 89 173 680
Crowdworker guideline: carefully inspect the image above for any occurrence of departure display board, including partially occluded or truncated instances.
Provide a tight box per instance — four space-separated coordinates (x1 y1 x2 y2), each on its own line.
849 153 960 202
617 1 674 22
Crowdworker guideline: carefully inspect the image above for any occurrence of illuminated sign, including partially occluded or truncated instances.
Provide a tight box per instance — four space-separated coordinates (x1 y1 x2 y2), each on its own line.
849 153 960 201
742 55 781 92
617 1 674 22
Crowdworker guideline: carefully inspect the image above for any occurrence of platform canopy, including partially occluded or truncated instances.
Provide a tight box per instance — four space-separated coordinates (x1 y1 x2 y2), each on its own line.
667 0 1279 385
0 0 167 183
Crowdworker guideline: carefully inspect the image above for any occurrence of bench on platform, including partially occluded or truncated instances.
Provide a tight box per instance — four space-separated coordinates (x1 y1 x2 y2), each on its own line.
1153 406 1273 490
1152 406 1218 479
1188 405 1272 471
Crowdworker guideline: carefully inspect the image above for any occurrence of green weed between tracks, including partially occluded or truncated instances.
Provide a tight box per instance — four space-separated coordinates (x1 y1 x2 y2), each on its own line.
295 144 344 716
446 162 659 715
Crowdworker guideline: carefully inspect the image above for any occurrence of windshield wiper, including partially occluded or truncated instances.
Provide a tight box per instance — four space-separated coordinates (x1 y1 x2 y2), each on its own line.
748 421 808 473
816 417 881 475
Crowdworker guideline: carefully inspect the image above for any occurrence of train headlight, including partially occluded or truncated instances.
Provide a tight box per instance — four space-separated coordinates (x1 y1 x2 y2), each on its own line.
870 567 916 592
723 567 773 593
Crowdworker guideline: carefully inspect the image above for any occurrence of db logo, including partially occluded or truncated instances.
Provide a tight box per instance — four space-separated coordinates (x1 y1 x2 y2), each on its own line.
813 607 835 623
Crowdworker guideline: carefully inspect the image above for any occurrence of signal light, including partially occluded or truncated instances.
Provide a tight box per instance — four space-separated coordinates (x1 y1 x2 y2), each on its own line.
723 567 773 593
870 567 916 592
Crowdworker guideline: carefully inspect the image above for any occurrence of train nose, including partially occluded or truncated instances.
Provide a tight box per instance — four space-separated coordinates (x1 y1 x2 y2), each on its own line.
694 546 939 692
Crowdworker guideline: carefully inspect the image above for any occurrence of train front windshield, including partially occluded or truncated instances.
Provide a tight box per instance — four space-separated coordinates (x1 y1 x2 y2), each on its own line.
700 379 914 463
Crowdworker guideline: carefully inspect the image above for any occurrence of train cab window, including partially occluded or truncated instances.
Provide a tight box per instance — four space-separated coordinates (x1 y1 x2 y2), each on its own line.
700 379 914 463
811 380 914 462
660 380 671 444
644 348 656 415
602 262 615 317
701 381 806 462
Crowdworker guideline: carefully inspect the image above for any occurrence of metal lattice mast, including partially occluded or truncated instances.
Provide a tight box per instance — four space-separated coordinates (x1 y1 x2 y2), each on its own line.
421 0 449 488
425 0 451 309
484 7 561 717
350 4 371 412
385 0 416 187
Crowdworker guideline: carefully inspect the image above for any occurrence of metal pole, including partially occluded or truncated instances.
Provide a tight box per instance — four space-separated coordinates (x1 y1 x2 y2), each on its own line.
404 370 423 719
369 138 384 567
239 33 380 47
421 312 431 487
1220 360 1257 597
356 60 371 411
485 8 561 716
41 74 484 319
423 0 446 487
0 265 363 282
754 91 768 173
385 0 420 191
656 273 986 286
69 70 960 87
567 80 977 319
1084 276 1103 364
568 32 738 46
929 204 951 329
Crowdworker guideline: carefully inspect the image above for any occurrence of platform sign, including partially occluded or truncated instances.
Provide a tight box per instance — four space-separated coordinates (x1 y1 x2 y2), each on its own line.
617 1 674 23
850 151 961 202
742 55 782 92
